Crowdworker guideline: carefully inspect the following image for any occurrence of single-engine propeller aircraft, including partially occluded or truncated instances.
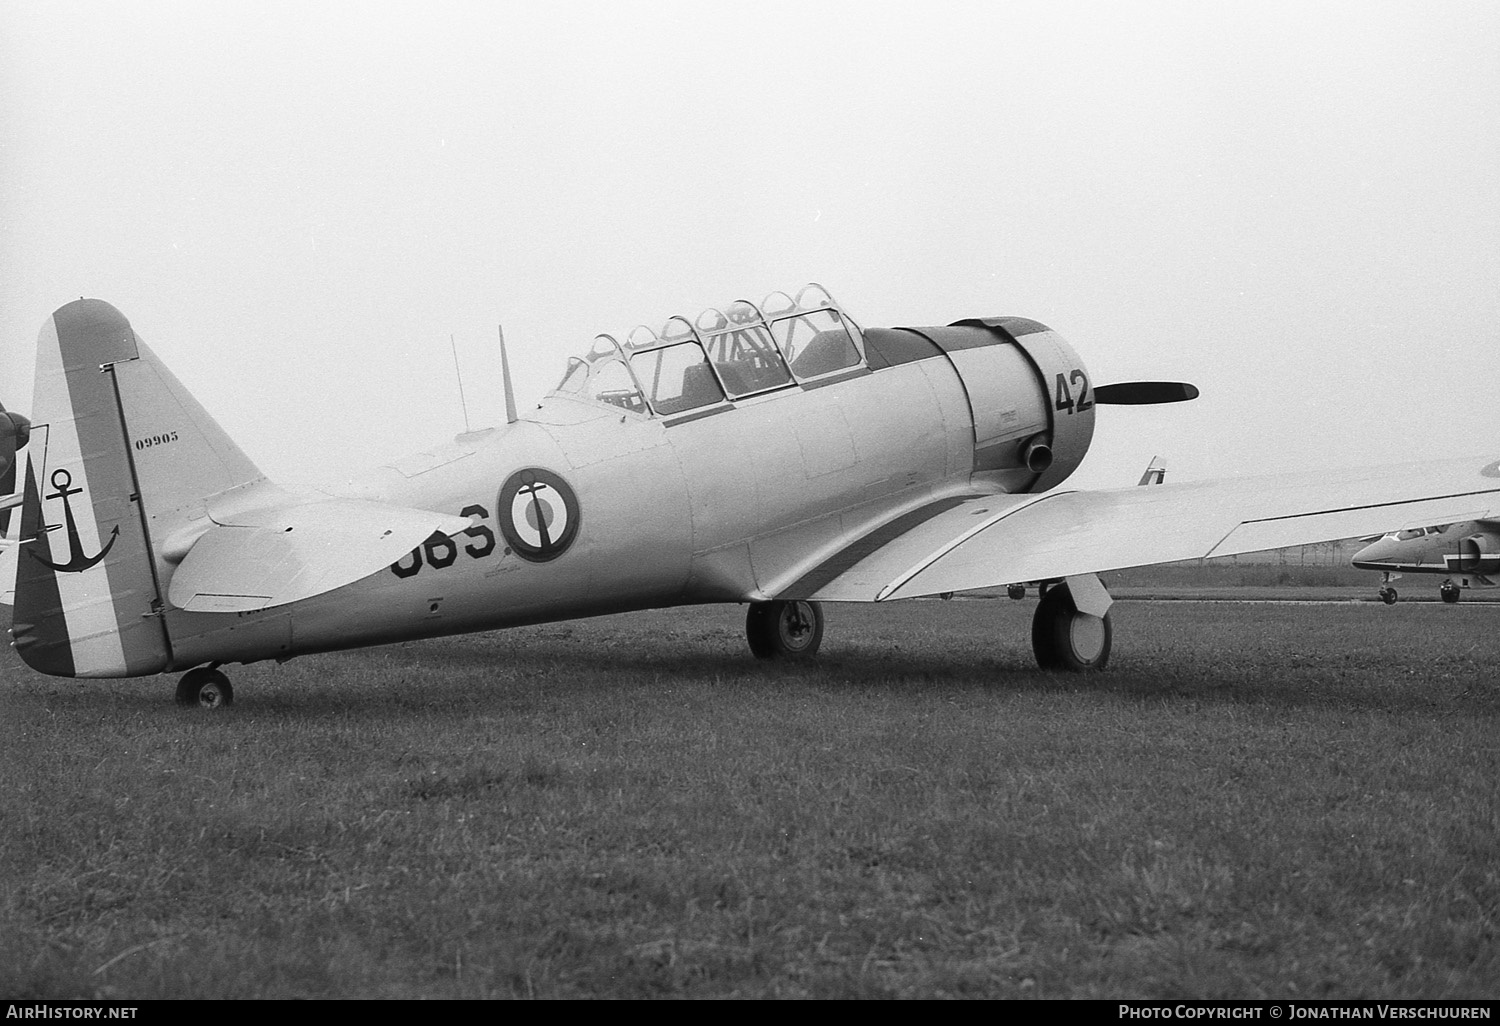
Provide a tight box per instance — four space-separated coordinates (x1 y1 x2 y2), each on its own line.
1352 520 1500 604
7 287 1500 707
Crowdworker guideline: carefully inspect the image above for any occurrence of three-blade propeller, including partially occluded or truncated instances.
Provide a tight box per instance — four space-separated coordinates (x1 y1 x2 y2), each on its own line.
1093 381 1200 405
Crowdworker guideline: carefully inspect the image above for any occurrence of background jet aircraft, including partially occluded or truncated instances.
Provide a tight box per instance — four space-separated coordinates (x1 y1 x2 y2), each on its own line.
1137 456 1167 487
7 289 1500 708
1352 521 1500 603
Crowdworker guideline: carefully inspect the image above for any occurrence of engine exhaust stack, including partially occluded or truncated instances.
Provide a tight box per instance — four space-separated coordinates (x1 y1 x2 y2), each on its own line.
1020 434 1053 474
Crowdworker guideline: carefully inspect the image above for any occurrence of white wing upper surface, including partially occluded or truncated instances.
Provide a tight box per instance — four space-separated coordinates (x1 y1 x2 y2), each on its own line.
795 455 1500 602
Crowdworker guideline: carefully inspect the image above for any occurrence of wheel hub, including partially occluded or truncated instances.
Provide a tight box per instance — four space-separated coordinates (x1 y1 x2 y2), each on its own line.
781 603 815 649
1068 613 1107 661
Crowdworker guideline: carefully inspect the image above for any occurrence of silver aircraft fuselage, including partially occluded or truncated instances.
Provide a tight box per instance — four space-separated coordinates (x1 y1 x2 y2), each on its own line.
160 320 1088 669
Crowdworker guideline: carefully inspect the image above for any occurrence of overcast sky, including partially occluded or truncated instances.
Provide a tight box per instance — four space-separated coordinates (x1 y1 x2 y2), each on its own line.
2 0 1496 490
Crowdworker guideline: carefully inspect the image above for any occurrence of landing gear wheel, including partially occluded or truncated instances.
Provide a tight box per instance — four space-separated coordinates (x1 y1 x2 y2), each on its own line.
1440 582 1461 604
746 600 824 659
1379 587 1398 605
1007 583 1027 600
1031 583 1112 672
176 667 234 708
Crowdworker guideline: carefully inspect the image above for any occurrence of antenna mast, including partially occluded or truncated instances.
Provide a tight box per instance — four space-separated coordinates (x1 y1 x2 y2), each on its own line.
499 324 518 425
449 334 471 433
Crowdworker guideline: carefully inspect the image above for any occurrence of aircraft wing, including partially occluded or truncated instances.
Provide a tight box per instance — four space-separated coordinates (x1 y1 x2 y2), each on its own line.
167 497 472 613
795 455 1500 602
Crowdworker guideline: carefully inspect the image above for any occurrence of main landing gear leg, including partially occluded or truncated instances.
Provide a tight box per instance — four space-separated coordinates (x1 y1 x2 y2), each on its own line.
176 666 234 708
746 600 825 659
1031 574 1113 672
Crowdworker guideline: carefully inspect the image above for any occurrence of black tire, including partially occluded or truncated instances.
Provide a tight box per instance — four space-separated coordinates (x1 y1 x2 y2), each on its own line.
746 600 824 659
1379 588 1397 605
1007 583 1027 601
1441 584 1461 604
175 668 234 708
1031 583 1112 672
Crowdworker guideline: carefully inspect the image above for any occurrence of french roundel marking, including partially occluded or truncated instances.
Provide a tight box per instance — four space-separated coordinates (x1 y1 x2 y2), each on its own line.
497 468 580 562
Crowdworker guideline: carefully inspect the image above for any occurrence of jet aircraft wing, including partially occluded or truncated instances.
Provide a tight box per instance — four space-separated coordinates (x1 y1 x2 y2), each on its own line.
168 496 472 613
794 456 1500 602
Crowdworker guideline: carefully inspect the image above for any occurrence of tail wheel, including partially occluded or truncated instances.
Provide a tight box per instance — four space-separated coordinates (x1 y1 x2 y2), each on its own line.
746 600 824 659
1007 583 1027 600
1031 583 1112 672
176 667 234 708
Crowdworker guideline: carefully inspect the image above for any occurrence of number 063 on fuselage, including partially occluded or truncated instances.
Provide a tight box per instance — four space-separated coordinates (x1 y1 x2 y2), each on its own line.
6 286 1500 707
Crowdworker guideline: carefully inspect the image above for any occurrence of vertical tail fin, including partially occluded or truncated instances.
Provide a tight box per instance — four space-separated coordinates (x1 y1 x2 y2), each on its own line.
12 299 265 677
1137 456 1166 487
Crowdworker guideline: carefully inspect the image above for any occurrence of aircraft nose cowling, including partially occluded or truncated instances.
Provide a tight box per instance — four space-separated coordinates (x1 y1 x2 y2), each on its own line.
913 317 1096 492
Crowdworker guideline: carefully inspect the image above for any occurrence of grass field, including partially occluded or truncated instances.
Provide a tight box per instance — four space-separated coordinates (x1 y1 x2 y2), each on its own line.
2 597 1497 999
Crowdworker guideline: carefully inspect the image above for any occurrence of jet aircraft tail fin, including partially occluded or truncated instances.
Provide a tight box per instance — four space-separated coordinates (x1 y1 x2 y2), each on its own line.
1137 456 1166 487
12 299 266 677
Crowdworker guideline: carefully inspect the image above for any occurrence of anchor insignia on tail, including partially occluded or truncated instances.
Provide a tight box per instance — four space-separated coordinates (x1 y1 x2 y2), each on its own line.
30 468 119 573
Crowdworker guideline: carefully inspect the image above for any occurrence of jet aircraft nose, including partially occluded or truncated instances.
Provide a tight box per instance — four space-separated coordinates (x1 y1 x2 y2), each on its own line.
1351 536 1397 569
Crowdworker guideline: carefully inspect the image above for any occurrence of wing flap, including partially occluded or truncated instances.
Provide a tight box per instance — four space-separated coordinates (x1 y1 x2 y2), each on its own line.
792 456 1500 603
167 498 471 612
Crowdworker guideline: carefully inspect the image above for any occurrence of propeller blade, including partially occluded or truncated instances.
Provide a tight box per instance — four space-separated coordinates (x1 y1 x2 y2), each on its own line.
1093 381 1200 405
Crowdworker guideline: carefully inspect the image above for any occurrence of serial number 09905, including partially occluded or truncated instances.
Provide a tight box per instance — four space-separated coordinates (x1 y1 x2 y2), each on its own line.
135 431 180 450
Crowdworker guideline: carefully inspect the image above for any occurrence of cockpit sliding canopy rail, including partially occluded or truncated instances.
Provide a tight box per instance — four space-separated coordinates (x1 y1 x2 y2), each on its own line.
553 284 870 419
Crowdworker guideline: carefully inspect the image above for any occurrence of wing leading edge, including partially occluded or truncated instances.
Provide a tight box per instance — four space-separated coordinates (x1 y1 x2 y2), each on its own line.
790 456 1500 603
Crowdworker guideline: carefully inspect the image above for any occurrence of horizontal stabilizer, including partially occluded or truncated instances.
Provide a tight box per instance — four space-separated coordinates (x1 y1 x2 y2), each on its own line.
168 498 472 612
